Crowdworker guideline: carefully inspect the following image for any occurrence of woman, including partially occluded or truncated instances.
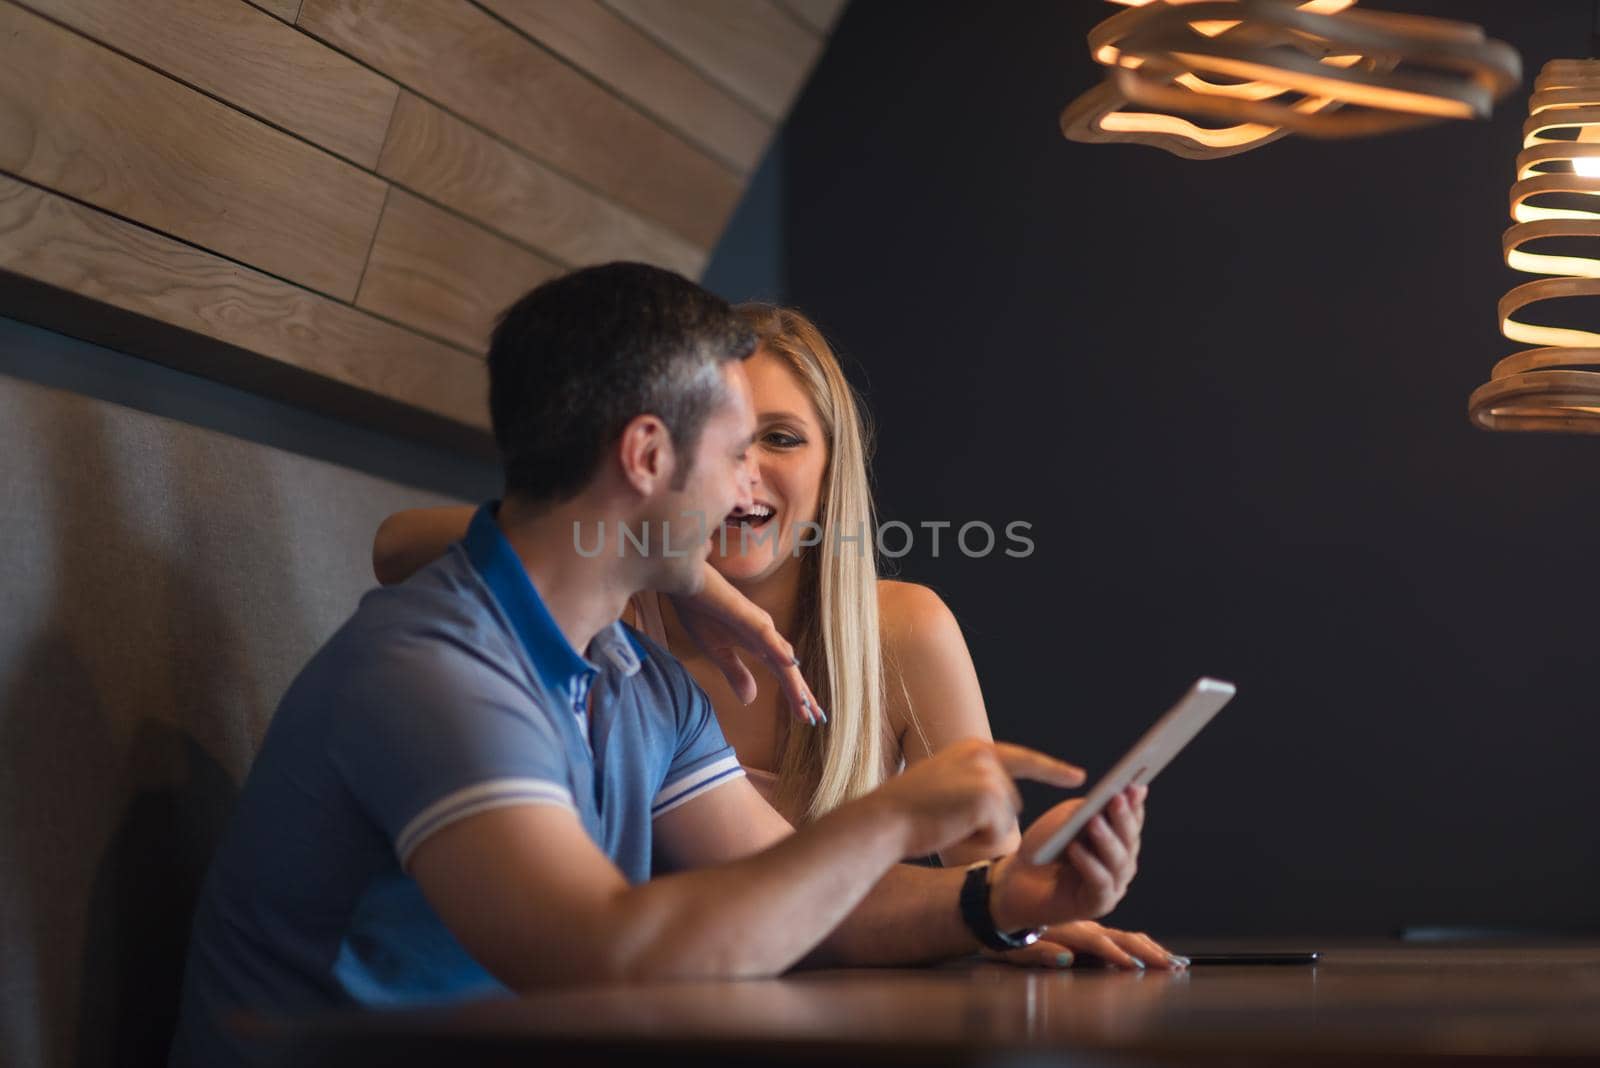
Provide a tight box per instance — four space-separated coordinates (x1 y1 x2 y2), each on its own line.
374 304 1182 970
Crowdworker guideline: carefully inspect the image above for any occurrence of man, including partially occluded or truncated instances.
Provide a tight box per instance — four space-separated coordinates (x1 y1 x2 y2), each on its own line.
171 263 1147 1065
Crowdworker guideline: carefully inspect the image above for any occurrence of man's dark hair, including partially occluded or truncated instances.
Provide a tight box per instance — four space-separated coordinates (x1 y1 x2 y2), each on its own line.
488 262 757 504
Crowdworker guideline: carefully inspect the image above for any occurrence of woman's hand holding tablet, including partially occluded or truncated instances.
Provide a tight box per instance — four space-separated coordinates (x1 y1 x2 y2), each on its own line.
1030 677 1235 866
982 678 1234 936
989 784 1150 929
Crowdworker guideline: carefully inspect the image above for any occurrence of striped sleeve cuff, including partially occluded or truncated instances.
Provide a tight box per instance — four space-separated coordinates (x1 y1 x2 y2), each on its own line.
651 754 745 819
396 778 576 866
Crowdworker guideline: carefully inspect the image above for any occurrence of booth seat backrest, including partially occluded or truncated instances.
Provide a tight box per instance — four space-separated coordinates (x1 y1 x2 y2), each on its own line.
0 326 475 1068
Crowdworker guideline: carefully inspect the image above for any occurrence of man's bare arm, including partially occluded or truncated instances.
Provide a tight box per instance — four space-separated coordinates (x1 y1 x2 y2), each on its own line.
657 745 1150 971
409 788 914 988
655 774 974 968
411 741 1077 989
802 862 972 967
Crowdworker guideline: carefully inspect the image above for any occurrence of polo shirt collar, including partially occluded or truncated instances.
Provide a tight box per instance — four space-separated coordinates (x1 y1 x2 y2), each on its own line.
590 620 643 677
463 502 641 701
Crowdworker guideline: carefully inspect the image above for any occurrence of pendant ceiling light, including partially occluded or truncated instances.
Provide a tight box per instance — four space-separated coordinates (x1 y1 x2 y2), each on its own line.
1062 0 1521 160
1469 59 1600 432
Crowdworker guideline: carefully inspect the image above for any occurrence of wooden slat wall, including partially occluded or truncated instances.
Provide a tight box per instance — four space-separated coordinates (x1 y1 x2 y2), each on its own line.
247 0 301 22
0 176 489 430
0 3 387 301
357 189 562 352
29 0 398 168
481 0 772 173
0 0 848 446
376 92 708 279
603 0 825 121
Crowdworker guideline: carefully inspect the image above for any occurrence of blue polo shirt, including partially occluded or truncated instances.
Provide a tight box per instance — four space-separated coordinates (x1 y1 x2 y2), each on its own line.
171 503 743 1066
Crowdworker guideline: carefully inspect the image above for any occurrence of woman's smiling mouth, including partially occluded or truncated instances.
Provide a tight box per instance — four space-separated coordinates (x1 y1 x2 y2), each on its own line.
724 502 777 531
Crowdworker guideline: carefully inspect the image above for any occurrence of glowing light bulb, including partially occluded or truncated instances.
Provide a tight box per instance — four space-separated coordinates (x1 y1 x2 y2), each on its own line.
1576 125 1600 178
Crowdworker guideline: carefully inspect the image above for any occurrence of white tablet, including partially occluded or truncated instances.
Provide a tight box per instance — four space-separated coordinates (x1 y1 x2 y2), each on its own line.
1030 677 1235 866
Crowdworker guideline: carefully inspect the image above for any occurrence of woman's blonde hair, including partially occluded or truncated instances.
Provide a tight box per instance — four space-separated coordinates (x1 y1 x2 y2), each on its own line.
735 304 904 823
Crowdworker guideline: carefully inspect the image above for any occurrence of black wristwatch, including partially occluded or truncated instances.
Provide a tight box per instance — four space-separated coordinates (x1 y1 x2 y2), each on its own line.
959 861 1045 951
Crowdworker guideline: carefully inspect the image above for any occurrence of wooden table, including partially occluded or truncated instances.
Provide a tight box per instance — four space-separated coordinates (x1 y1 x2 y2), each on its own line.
257 942 1600 1065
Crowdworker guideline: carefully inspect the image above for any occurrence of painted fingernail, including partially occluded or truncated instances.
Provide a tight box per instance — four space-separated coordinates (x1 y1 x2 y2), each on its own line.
815 707 827 724
1055 952 1073 968
791 656 801 666
1168 954 1190 968
1128 956 1146 970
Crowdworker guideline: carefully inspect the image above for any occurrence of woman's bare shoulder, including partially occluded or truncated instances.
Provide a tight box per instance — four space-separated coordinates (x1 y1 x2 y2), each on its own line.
877 580 987 758
877 579 961 653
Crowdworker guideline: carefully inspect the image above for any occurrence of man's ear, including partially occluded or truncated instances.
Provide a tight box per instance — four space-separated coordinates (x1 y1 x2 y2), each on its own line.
617 413 675 496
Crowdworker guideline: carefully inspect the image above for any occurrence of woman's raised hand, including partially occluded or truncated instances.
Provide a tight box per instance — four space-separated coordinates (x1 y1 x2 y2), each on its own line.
666 562 825 725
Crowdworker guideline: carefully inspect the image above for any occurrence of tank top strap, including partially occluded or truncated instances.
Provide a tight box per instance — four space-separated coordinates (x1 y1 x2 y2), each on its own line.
741 765 781 807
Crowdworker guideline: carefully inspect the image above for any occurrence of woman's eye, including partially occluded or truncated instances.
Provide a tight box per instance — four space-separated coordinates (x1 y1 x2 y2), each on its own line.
763 431 804 448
